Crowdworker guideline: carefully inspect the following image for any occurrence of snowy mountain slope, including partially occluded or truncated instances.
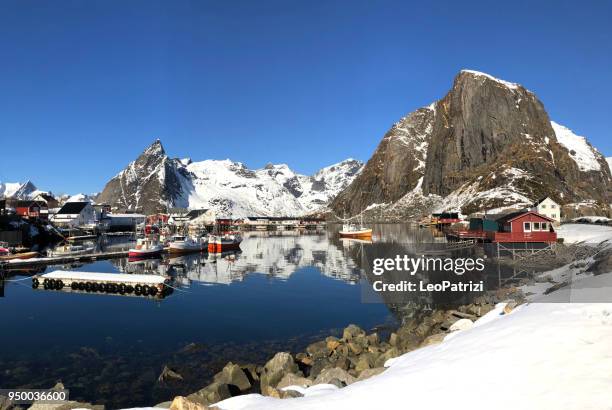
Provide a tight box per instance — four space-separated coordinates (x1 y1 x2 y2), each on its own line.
0 181 25 198
551 121 603 172
96 140 364 216
0 180 39 199
606 157 612 173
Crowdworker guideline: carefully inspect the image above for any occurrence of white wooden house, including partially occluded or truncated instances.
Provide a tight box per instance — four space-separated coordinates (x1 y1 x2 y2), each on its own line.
51 201 96 228
530 197 561 225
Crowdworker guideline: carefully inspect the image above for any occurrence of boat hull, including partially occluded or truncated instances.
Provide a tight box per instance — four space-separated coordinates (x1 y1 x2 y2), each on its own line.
0 251 39 261
339 229 373 239
128 248 163 259
167 244 206 254
208 241 241 253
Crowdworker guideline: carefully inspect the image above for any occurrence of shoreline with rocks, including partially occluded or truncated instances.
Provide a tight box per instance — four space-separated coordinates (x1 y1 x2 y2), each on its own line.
159 287 521 410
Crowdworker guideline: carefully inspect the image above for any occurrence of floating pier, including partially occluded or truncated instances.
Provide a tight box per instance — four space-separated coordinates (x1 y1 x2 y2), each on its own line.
3 250 130 268
32 270 172 298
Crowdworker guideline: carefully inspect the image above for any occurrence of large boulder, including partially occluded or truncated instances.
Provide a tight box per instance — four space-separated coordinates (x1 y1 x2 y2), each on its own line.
356 367 386 381
342 324 366 341
308 357 335 379
213 362 252 392
306 340 330 359
158 365 184 384
313 367 357 386
276 373 313 389
260 352 300 395
187 382 232 406
419 332 446 347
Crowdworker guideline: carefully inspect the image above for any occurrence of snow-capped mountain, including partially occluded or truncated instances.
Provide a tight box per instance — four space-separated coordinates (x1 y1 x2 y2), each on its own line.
96 140 363 216
0 180 39 199
333 70 611 218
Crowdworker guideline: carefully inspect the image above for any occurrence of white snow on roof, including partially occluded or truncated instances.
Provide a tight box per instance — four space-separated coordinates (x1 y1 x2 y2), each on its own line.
551 121 601 172
461 69 519 90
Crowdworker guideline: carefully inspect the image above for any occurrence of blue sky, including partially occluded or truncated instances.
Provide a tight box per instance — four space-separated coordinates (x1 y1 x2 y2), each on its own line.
1 0 611 194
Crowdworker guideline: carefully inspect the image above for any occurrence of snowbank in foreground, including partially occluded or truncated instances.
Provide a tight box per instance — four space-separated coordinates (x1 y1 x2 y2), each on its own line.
213 301 612 410
556 223 612 244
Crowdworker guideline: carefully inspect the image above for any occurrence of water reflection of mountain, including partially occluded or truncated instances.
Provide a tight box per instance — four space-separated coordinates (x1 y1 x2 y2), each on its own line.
111 231 363 286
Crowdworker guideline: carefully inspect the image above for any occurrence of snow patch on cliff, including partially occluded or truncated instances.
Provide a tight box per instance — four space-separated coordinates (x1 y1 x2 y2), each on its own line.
552 121 602 172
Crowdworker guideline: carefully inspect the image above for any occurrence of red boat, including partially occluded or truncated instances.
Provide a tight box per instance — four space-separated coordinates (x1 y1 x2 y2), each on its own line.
208 233 242 253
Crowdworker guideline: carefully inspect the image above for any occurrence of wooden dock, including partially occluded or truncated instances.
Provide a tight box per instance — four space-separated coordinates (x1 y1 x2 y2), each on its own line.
1 250 130 269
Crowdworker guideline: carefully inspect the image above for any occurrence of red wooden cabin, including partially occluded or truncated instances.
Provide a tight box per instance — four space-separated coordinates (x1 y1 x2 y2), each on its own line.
15 201 48 220
488 211 556 243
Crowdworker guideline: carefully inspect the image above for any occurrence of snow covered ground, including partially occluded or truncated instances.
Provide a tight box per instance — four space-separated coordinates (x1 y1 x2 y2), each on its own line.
123 224 612 410
556 223 612 245
211 301 612 410
207 225 612 410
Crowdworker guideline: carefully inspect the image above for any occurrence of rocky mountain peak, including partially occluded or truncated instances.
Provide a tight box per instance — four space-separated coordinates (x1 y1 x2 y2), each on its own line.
96 140 363 216
332 70 611 218
142 139 166 158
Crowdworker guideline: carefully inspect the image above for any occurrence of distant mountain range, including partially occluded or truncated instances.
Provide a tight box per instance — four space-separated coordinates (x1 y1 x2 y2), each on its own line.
332 70 612 219
95 140 363 216
0 180 39 199
4 70 611 220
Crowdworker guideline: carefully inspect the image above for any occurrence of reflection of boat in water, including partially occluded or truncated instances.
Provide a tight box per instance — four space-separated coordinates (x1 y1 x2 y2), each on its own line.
128 237 163 259
167 235 208 254
47 242 95 257
340 237 373 245
208 233 242 253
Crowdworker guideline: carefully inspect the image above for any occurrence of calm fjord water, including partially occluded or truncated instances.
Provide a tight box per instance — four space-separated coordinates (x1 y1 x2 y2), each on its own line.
0 226 421 407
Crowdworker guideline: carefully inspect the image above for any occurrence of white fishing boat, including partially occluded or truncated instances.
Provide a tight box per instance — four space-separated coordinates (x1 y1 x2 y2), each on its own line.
167 235 208 254
128 237 164 259
47 243 95 257
339 211 372 239
339 224 373 239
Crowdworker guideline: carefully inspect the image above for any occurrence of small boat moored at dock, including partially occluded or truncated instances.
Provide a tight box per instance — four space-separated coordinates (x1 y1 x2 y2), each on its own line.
128 237 164 259
167 235 208 254
208 233 242 253
0 250 39 261
47 242 96 257
339 225 373 239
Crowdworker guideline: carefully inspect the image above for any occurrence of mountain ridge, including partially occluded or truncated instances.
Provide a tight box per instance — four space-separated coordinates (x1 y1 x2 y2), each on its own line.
331 70 611 219
96 140 363 216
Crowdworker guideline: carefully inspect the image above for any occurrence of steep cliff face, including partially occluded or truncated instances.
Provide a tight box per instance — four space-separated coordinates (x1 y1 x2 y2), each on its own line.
332 70 611 217
332 107 435 216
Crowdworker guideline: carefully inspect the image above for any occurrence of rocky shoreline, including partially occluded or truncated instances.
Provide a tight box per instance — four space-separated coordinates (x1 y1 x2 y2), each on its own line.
0 289 525 410
161 289 521 410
